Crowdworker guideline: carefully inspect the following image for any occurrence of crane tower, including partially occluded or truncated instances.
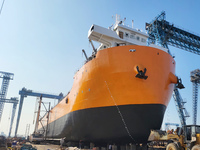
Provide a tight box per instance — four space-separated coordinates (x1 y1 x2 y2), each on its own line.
190 69 200 125
0 71 14 122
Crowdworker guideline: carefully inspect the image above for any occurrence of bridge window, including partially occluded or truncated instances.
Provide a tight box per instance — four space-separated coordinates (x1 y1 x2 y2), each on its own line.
130 34 135 39
136 36 140 41
66 98 68 104
141 38 146 43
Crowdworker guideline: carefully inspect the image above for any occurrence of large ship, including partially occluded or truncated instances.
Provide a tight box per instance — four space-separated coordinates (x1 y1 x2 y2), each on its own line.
38 16 179 145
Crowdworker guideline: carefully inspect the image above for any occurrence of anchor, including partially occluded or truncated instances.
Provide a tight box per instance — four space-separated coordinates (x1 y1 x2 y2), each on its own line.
135 66 148 80
176 77 185 89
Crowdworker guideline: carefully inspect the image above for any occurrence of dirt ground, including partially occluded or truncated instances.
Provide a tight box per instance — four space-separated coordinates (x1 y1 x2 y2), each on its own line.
31 144 78 150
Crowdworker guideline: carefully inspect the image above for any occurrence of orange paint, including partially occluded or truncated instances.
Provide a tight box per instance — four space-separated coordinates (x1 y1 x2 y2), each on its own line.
39 45 177 128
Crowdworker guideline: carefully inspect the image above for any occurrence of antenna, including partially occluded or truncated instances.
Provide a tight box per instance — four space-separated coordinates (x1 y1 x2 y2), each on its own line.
132 20 134 28
115 14 120 24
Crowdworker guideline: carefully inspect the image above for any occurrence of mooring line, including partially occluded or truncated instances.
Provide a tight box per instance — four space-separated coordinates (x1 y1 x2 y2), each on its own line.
105 81 136 142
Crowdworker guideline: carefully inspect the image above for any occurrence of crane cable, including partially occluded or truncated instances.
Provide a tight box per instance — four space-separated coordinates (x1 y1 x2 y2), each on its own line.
0 0 5 16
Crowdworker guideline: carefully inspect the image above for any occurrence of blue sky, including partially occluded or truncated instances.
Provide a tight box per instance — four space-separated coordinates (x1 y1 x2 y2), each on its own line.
0 0 199 136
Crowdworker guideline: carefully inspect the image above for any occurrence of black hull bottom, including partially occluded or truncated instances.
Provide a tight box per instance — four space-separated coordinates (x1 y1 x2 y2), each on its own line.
43 104 166 144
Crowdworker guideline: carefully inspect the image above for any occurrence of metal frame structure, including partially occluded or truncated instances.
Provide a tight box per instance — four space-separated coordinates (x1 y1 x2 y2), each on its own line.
14 87 64 137
165 122 179 131
0 71 14 122
33 96 51 140
173 87 190 126
146 11 200 55
0 97 18 137
190 69 200 125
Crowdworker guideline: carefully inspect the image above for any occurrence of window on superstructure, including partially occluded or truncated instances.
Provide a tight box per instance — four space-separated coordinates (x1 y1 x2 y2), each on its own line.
119 31 124 39
66 98 68 104
130 34 135 39
125 32 129 38
136 36 140 41
141 38 146 43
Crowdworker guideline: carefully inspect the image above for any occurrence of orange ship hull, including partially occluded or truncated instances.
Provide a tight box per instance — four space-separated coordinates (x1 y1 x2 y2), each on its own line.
39 45 177 144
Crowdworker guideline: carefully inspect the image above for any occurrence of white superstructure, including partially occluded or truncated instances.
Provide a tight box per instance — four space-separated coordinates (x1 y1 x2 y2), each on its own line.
88 17 149 51
88 15 168 53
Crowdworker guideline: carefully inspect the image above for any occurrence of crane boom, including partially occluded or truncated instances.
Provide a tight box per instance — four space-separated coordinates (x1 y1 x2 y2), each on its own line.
146 11 200 55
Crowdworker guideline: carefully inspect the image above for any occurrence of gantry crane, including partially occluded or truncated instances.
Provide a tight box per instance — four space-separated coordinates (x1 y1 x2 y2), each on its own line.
14 87 64 137
190 69 200 125
146 11 200 55
0 71 14 122
0 97 18 137
146 11 200 127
